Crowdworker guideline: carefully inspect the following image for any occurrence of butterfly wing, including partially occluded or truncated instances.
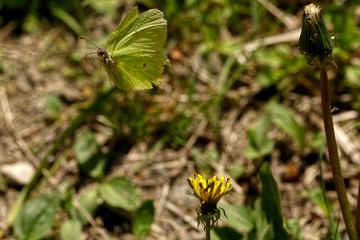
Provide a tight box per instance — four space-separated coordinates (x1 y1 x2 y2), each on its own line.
106 6 139 50
105 8 170 91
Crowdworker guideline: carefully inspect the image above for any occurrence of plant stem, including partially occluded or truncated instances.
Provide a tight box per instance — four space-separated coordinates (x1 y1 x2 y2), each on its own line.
356 174 360 237
319 62 358 239
205 215 211 240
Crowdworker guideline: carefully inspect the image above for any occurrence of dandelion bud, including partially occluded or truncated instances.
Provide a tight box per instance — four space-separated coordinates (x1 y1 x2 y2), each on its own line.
299 3 334 64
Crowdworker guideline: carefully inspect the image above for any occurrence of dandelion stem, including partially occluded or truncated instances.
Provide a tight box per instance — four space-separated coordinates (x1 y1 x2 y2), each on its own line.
319 61 358 239
205 215 211 240
356 174 360 237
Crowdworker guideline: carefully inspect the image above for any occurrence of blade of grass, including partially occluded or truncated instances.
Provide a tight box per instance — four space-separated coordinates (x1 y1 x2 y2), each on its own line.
251 0 259 34
50 6 85 35
213 55 249 108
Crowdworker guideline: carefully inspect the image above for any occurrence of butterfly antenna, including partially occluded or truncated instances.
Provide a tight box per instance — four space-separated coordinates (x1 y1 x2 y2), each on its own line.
84 52 97 64
80 37 101 49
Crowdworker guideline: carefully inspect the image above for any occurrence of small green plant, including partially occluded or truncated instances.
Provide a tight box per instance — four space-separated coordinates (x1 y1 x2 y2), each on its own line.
244 101 306 160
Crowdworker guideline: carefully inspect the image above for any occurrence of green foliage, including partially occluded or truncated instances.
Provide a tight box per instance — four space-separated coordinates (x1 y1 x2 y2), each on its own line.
309 188 332 217
13 193 60 240
44 93 62 115
208 172 301 240
225 163 245 180
99 176 140 211
160 114 194 148
220 204 254 233
259 162 289 240
60 219 82 240
244 112 275 159
73 130 108 180
327 6 360 52
0 0 85 34
265 101 305 150
49 5 85 35
132 200 155 240
209 170 301 240
251 198 272 239
255 45 293 88
69 188 99 226
344 65 360 88
211 226 244 240
192 148 219 174
245 101 306 159
286 219 301 240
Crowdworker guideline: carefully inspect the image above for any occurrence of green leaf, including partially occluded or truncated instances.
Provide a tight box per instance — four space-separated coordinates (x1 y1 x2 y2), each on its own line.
13 192 60 240
132 200 155 240
309 188 331 216
211 226 244 240
259 162 289 240
74 130 97 164
70 187 100 226
244 113 275 159
225 163 244 180
23 13 40 33
74 131 108 180
344 65 360 88
220 204 253 233
252 198 271 240
254 113 271 146
60 219 82 240
63 187 74 212
262 223 275 240
99 176 140 211
286 219 301 240
266 101 305 150
44 94 62 115
247 128 257 147
256 67 284 88
244 139 275 159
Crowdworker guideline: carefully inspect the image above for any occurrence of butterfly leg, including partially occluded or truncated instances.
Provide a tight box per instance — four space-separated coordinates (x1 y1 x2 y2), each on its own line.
108 53 116 64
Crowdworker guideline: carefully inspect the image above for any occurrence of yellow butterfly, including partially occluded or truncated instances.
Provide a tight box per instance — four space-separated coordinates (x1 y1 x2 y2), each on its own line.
82 6 170 91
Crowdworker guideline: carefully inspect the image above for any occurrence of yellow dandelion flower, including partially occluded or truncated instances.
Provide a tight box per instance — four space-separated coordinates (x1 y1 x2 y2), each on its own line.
187 173 232 229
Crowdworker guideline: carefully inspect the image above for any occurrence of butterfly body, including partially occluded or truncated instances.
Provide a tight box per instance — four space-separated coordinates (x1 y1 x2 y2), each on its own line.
97 49 115 65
